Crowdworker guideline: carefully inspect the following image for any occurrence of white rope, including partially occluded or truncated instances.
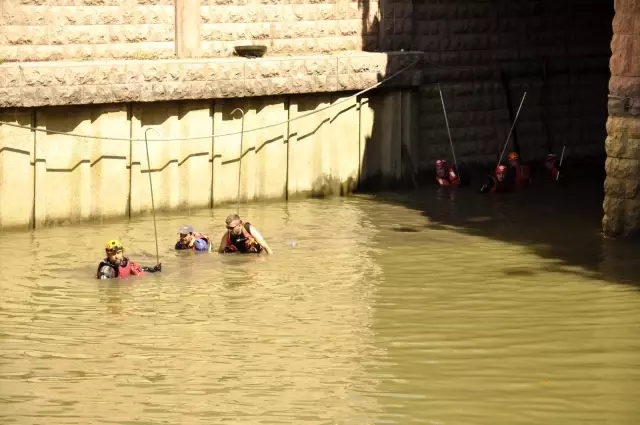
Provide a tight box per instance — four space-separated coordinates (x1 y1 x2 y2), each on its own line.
0 60 422 142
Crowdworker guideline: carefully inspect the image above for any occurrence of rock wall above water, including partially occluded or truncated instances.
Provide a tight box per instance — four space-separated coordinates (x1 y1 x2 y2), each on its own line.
0 0 177 62
0 52 421 108
0 0 387 62
603 0 640 237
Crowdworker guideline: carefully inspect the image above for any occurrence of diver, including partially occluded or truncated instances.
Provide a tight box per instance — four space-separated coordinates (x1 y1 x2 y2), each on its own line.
479 165 513 194
97 240 162 279
435 159 460 186
175 225 212 252
506 151 531 189
217 214 273 254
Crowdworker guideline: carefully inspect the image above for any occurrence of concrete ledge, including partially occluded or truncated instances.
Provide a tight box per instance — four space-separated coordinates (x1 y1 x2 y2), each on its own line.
0 51 423 108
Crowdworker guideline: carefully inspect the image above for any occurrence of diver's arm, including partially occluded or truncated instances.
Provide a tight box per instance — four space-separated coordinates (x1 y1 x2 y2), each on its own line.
479 176 495 194
217 234 228 253
97 264 116 279
141 263 162 273
248 226 273 254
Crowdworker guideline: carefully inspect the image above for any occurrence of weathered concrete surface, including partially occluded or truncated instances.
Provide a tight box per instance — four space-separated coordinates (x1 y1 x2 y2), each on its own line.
0 109 34 228
0 52 422 108
603 0 640 237
32 105 130 227
0 90 414 229
288 93 361 198
130 101 213 216
360 93 402 185
239 96 289 202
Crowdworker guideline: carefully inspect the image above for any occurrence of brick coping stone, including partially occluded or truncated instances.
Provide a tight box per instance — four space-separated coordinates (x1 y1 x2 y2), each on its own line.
0 51 424 108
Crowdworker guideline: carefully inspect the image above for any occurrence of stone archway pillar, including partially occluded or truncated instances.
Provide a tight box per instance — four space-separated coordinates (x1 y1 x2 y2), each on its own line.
603 0 640 237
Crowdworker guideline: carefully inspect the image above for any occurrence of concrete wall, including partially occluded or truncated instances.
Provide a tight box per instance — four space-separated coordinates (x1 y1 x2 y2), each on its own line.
0 89 415 229
0 0 176 62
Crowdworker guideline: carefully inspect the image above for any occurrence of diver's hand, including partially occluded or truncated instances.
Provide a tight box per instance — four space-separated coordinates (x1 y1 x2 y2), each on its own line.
143 263 162 273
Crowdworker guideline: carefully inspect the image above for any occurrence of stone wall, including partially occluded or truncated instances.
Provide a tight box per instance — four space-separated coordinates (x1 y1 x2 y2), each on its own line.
0 0 176 62
199 0 380 57
603 0 640 237
406 0 614 168
0 0 419 61
0 52 421 107
0 0 388 61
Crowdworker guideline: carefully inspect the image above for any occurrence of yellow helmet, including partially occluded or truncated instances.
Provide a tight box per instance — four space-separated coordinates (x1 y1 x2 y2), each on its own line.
105 239 124 252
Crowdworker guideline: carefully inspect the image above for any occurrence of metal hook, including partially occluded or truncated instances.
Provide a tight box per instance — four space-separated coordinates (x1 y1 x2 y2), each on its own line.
231 108 245 119
145 127 163 140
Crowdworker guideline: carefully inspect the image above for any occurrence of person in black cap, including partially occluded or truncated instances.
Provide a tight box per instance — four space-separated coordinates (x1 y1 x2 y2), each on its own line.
175 224 212 252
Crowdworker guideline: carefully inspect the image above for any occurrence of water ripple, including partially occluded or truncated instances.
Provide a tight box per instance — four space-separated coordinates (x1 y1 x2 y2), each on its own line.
0 196 639 424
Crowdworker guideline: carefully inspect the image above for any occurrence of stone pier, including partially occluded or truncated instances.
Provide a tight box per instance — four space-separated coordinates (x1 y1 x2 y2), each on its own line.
603 0 640 237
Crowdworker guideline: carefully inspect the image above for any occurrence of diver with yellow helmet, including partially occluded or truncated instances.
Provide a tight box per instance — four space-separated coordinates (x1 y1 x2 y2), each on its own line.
97 240 162 279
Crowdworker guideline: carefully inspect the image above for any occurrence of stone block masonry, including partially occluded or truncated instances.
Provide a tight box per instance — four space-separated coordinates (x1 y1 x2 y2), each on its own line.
0 0 177 62
603 0 640 237
199 0 383 57
408 0 613 170
0 51 422 108
0 0 392 61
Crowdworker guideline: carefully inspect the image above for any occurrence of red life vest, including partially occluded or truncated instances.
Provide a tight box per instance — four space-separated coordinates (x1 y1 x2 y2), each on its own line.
97 257 144 279
224 222 262 254
436 167 460 186
487 175 512 193
512 164 531 189
545 159 560 180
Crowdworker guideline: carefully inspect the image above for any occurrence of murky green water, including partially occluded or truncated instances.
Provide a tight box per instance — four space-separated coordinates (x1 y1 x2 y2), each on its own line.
1 181 640 424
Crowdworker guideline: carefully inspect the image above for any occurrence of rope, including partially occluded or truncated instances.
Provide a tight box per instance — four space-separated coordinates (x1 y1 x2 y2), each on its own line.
0 59 425 142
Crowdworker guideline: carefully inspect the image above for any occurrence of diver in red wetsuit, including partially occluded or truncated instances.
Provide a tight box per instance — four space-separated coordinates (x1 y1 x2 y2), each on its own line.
97 240 161 279
479 165 513 193
506 152 531 189
543 153 563 181
435 159 460 186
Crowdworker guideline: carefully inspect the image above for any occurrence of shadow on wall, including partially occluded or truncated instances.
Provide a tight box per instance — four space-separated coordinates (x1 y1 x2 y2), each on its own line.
402 0 613 176
350 0 635 286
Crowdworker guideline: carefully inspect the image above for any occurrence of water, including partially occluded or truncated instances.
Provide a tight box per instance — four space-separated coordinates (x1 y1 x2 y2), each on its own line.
1 180 640 425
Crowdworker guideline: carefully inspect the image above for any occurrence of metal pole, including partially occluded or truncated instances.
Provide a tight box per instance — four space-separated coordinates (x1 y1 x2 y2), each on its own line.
497 92 527 167
232 107 245 214
144 127 162 265
438 83 458 173
556 145 566 181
